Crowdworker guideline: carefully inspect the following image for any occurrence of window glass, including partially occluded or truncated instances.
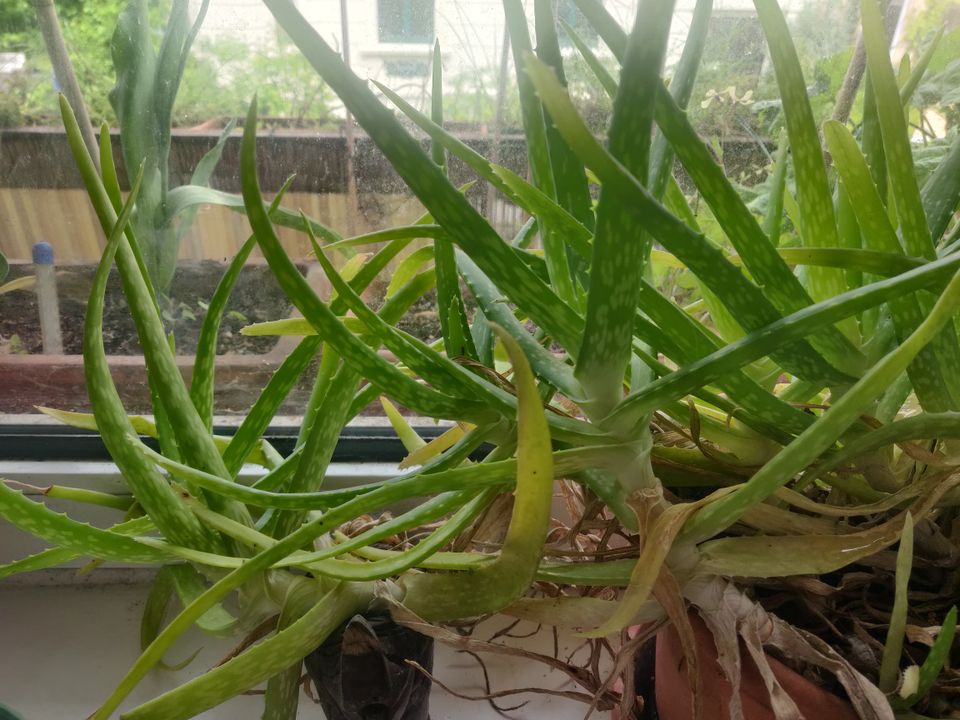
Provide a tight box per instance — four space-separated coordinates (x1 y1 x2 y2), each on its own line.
0 0 952 426
378 0 435 44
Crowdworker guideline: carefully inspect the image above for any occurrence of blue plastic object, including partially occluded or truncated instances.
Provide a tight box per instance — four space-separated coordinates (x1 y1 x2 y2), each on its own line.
32 241 54 266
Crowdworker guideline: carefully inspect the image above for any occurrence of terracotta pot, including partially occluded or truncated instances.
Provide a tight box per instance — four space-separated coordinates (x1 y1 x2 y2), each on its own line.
304 613 433 720
653 613 860 720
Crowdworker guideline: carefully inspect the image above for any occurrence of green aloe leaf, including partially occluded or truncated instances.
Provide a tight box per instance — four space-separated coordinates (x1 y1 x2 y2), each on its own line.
655 89 864 375
375 81 593 261
191 176 297 430
860 0 936 261
0 482 169 564
121 583 375 720
524 56 851 388
575 0 675 418
825 119 956 411
923 134 960 245
649 0 713 200
534 0 595 230
264 0 583 354
239 100 495 424
897 606 958 708
502 0 575 305
683 265 960 543
754 0 853 341
560 17 617 99
608 251 960 433
0 516 154 579
572 0 626 60
61 103 218 549
429 42 475 360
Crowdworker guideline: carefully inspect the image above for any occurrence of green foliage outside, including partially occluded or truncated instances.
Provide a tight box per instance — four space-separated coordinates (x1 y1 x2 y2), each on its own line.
0 0 333 128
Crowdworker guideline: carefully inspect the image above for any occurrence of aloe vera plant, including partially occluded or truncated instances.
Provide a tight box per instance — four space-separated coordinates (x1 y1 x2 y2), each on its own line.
3 0 960 718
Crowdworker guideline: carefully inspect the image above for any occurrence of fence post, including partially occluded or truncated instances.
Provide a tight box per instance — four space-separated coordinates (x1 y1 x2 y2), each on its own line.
32 241 63 355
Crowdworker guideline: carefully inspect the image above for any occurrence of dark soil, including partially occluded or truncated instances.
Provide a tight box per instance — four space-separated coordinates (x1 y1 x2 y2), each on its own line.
0 261 302 356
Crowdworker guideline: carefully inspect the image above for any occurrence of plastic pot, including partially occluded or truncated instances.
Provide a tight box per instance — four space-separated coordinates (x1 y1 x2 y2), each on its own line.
304 613 434 720
653 613 860 720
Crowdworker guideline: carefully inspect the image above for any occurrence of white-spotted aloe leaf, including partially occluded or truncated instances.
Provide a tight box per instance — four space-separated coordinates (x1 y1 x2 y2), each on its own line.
575 0 675 420
524 57 852 388
754 0 855 342
265 0 583 354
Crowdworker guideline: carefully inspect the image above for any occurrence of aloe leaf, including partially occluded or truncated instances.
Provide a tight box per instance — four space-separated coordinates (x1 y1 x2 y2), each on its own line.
167 563 237 635
140 566 198 672
61 103 217 549
98 124 159 314
525 57 850 387
71 99 253 529
0 482 169 564
191 177 296 430
193 487 492 580
649 0 713 200
0 516 154 579
802 412 960 484
860 0 936 261
682 265 960 542
325 224 443 251
775 247 924 276
458 251 582 399
923 134 960 245
375 81 594 262
428 44 475 360
121 583 374 720
754 0 851 338
307 227 510 408
381 397 427 453
163 185 341 245
401 326 554 620
634 284 812 437
534 0 595 230
264 0 583 354
764 131 789 247
572 0 627 60
386 246 433 299
897 606 957 708
502 0 575 305
657 90 864 375
608 251 960 433
575 0 674 418
696 506 915 577
880 512 914 692
94 443 621 717
825 119 956 411
238 102 494 424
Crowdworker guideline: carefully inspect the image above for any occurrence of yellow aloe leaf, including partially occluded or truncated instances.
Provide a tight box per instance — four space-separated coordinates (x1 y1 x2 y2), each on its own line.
380 396 426 455
398 423 472 469
0 275 37 294
698 478 958 577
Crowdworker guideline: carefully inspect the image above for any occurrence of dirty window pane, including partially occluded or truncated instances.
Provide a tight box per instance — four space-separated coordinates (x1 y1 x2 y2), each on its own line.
378 0 435 44
0 0 949 425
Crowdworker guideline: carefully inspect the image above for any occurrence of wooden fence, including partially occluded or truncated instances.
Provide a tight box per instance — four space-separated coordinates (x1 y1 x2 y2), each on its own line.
0 126 530 263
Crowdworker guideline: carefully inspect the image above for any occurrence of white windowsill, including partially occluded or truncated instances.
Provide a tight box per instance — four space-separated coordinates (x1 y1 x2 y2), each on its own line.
0 460 603 720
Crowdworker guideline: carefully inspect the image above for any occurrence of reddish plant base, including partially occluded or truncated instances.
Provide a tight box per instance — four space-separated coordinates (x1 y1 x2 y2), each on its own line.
654 613 861 720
